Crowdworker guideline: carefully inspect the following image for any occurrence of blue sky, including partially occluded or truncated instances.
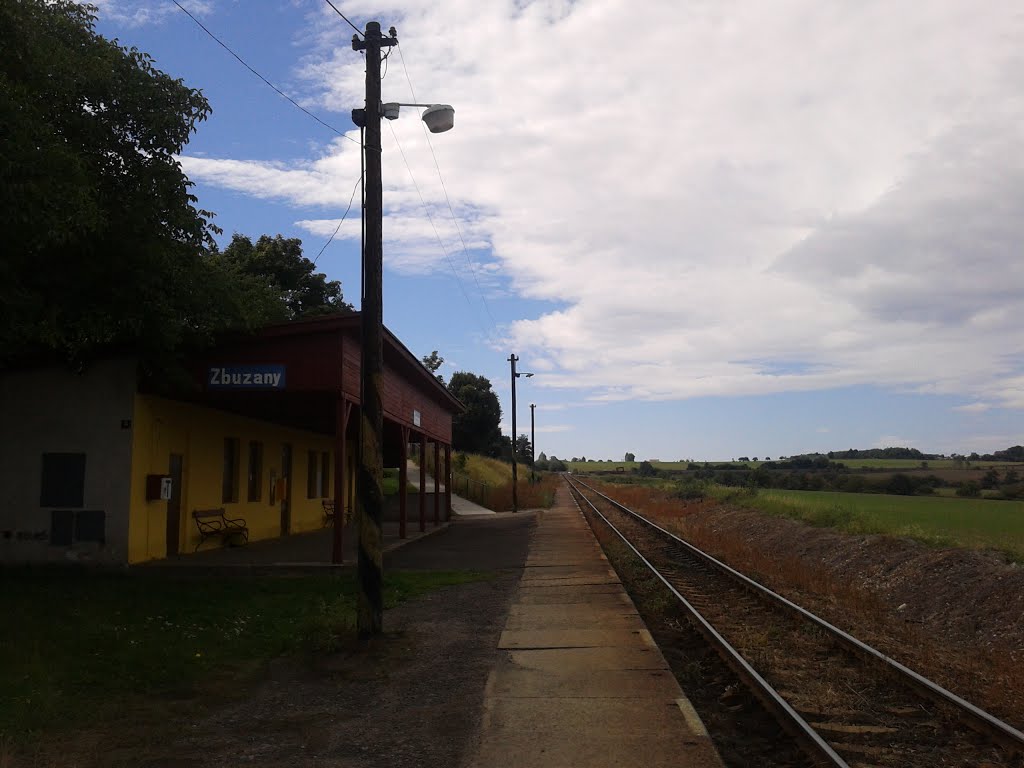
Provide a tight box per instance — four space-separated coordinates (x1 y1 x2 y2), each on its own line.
93 0 1023 461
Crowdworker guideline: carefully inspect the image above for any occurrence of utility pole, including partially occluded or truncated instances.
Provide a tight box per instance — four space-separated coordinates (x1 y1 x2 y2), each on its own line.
509 354 519 513
352 21 397 639
530 402 536 484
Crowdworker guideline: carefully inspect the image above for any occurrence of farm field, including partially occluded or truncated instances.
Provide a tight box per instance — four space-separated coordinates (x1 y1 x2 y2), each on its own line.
823 458 1021 470
569 458 1023 472
733 488 1024 559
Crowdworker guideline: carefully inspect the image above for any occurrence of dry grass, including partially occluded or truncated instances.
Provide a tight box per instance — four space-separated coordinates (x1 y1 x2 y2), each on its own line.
450 453 558 511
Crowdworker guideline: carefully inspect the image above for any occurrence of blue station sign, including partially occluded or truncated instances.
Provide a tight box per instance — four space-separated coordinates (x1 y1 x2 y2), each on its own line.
207 365 286 390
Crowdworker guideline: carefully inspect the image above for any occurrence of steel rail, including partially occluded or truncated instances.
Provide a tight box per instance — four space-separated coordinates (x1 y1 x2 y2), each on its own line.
565 477 849 767
567 474 1024 756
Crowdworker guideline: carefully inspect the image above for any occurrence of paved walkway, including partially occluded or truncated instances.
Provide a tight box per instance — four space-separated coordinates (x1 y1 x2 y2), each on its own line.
145 519 450 568
468 486 724 768
407 459 497 516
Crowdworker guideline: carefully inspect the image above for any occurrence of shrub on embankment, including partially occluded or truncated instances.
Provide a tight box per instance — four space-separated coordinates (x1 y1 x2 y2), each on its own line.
450 452 558 511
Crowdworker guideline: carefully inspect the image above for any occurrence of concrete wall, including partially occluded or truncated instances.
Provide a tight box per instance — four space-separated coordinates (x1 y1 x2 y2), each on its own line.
0 359 137 563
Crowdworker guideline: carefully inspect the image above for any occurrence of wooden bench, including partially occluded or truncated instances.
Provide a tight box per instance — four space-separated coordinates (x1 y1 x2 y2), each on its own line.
192 508 249 551
322 499 352 527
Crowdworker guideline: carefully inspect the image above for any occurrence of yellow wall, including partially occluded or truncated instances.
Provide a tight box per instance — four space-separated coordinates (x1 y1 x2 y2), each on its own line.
127 394 355 563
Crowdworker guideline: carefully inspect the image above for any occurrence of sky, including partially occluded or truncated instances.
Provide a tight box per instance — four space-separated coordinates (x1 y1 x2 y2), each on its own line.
91 0 1023 461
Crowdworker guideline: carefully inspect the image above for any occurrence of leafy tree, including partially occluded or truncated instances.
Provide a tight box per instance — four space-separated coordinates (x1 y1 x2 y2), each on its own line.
219 234 352 319
637 461 657 477
1 0 239 364
624 452 636 462
515 434 533 466
420 350 444 383
956 481 982 498
537 452 548 463
447 372 503 456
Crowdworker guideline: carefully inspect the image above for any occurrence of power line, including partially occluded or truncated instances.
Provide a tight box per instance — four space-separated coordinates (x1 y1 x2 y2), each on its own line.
171 0 358 144
395 43 497 329
313 171 364 266
321 0 363 37
385 121 488 333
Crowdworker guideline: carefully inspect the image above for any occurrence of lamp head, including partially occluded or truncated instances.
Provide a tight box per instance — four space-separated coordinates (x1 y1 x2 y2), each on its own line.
421 104 455 133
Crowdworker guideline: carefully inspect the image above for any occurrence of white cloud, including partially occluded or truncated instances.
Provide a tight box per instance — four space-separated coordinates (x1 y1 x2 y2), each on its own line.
94 0 212 27
875 436 917 449
181 0 1024 410
953 403 992 413
535 424 574 434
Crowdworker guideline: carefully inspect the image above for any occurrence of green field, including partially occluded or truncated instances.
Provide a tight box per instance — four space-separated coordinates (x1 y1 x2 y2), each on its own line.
821 458 1020 470
730 488 1024 559
569 458 1022 472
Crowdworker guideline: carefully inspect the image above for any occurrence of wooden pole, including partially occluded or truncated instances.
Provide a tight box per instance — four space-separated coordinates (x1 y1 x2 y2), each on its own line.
399 426 409 539
433 439 440 526
352 21 397 638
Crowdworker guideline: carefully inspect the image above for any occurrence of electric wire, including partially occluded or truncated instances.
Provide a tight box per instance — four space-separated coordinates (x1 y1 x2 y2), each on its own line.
321 0 363 37
385 121 487 333
395 42 497 330
312 170 364 266
171 1 359 145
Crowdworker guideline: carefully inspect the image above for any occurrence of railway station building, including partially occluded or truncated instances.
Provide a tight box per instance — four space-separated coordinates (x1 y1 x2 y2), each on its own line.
0 313 463 564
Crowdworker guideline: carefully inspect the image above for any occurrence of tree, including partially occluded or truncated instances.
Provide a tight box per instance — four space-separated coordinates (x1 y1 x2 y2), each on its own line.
638 461 657 477
447 372 502 456
219 234 352 319
515 434 533 466
624 452 636 462
1 1 236 364
420 350 444 383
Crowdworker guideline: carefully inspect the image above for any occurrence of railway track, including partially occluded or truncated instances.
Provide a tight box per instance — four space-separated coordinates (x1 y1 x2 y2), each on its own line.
565 475 1024 768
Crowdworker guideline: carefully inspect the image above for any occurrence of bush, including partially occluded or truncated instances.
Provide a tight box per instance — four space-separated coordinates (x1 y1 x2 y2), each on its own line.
955 481 982 498
671 479 708 501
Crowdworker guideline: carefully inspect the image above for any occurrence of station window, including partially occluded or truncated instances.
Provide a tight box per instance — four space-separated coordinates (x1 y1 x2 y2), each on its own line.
307 450 318 498
40 453 86 508
222 438 240 504
247 441 263 502
321 452 331 498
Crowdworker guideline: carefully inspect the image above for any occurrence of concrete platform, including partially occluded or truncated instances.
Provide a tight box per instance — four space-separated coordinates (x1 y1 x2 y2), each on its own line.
468 485 724 768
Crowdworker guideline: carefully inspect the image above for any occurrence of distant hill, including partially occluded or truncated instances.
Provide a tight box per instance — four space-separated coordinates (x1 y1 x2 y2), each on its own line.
825 447 939 460
789 445 1024 463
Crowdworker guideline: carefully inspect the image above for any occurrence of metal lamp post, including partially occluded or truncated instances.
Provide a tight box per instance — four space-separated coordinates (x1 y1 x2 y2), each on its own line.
530 402 536 484
508 354 533 513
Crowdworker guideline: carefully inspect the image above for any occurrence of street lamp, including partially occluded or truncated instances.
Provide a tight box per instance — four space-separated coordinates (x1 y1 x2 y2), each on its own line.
351 21 453 639
508 354 533 513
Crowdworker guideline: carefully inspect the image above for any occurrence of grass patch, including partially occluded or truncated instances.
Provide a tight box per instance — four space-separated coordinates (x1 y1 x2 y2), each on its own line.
454 453 514 486
448 453 558 511
725 488 1024 559
0 567 487 742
